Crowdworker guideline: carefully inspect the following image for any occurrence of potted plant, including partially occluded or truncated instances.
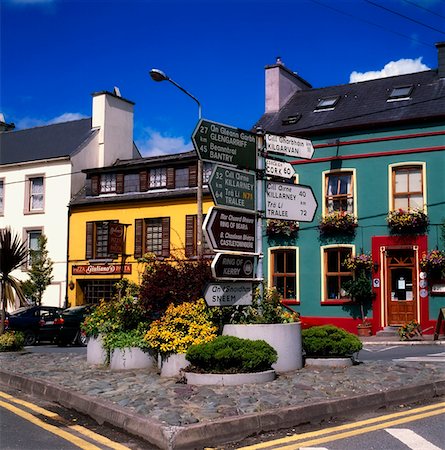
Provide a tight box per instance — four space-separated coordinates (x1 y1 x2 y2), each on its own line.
266 219 299 238
420 249 445 282
387 208 429 234
143 298 218 377
319 211 358 236
0 330 24 352
398 320 422 341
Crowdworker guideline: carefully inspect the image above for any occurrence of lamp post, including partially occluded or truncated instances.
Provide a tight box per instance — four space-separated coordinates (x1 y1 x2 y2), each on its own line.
149 69 204 259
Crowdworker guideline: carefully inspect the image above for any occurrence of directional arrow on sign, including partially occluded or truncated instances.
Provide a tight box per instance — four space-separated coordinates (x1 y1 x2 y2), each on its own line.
204 282 253 307
209 165 256 211
265 158 296 179
265 133 314 160
212 253 258 281
192 119 257 169
265 181 318 222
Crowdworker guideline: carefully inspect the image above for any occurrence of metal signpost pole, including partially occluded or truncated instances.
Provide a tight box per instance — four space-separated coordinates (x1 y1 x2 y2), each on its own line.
256 127 265 298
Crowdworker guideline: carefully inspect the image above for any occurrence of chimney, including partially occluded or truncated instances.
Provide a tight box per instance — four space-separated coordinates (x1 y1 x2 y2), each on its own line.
265 57 312 113
0 113 15 133
91 90 135 167
436 42 445 78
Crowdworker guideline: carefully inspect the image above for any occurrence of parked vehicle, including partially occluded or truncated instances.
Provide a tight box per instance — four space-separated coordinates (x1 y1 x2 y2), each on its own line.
5 306 64 345
57 305 93 347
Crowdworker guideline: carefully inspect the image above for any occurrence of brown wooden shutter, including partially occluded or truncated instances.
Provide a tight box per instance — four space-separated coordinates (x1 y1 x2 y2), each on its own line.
91 176 99 196
185 215 196 257
116 173 124 194
134 219 143 258
86 222 94 259
167 167 175 189
161 217 170 258
189 164 198 187
139 171 148 192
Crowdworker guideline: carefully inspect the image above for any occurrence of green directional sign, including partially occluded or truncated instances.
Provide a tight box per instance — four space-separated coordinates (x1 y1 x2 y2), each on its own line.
209 165 256 211
192 119 256 170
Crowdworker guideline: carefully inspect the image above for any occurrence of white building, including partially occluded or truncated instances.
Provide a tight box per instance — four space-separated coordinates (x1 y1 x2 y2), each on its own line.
0 90 140 308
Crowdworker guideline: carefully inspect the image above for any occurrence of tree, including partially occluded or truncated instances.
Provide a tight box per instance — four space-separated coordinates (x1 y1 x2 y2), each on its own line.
22 235 53 306
0 228 28 334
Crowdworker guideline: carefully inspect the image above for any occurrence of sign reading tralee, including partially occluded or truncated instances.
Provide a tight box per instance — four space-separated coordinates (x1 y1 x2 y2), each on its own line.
265 181 317 222
265 133 314 160
204 282 253 306
192 119 256 169
209 165 256 211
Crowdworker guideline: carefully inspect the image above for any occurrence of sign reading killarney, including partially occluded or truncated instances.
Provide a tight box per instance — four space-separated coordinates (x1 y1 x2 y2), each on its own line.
265 133 314 160
212 253 257 281
265 181 317 222
192 119 256 169
203 206 256 254
265 158 295 179
204 282 253 306
209 165 256 211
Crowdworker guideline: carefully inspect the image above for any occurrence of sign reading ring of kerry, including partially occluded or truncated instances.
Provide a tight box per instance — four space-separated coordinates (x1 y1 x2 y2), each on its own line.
212 253 258 281
203 206 256 254
192 119 256 169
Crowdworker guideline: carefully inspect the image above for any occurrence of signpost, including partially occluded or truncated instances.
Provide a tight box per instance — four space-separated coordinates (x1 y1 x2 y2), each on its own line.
192 119 256 169
203 206 256 254
265 181 317 222
265 133 314 160
204 282 253 307
265 158 295 179
209 165 256 211
212 253 258 281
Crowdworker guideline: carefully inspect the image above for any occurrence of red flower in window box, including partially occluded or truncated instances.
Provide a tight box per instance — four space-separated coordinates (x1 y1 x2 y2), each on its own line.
319 211 358 236
266 219 299 238
386 209 429 234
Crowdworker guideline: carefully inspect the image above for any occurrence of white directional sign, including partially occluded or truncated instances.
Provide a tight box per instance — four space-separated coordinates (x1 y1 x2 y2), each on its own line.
204 282 253 307
265 181 317 222
265 133 314 160
265 158 296 179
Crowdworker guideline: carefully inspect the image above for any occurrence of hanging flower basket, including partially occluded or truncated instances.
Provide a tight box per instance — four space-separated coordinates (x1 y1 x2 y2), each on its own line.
266 219 299 238
420 250 445 281
319 211 358 236
386 209 429 234
343 253 373 273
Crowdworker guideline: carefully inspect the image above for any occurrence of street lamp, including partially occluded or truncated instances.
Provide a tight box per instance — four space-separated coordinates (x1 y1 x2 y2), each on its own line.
149 68 204 259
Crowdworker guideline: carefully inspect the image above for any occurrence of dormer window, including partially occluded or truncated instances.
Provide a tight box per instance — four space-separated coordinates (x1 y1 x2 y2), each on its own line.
282 114 301 126
315 96 340 111
100 174 116 193
388 85 413 101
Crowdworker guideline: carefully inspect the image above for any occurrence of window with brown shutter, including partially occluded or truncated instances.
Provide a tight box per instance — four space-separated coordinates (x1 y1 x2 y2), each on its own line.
185 214 212 258
116 173 124 194
86 222 94 259
161 217 170 258
134 217 170 258
167 167 175 189
91 175 99 196
139 171 148 192
85 220 118 260
189 164 197 187
134 218 143 258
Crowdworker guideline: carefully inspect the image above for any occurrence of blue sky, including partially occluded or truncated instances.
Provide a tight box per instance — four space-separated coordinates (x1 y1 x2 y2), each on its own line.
1 0 444 157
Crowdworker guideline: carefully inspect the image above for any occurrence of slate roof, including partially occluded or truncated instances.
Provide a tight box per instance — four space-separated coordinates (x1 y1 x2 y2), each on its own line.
255 70 445 137
0 118 94 165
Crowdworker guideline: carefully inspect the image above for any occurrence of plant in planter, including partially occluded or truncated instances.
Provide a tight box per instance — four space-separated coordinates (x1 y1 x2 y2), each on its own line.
266 219 299 238
0 330 24 352
319 211 358 236
420 249 445 281
386 208 429 234
398 320 422 341
343 253 373 273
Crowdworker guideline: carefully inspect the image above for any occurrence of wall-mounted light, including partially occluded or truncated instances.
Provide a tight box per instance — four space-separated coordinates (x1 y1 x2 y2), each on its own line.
68 281 75 290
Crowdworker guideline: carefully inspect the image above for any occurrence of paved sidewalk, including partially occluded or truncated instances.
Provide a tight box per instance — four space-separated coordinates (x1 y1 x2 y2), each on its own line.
0 341 444 450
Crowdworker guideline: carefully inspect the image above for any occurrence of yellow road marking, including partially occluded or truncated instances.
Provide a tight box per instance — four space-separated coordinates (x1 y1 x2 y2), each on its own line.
237 402 445 450
0 390 131 450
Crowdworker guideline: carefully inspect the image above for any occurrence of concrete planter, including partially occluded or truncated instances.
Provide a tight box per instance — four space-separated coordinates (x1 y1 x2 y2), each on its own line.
185 370 275 386
159 353 189 378
305 357 353 368
110 347 155 371
223 322 303 372
86 335 108 365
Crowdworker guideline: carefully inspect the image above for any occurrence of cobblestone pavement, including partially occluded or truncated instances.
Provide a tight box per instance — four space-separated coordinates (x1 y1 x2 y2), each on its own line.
0 350 444 427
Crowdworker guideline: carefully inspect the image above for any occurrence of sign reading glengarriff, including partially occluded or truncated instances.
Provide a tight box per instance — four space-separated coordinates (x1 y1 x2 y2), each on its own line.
204 282 253 306
265 133 314 160
209 165 256 211
203 206 256 254
265 158 296 179
265 181 317 222
212 253 258 281
192 119 256 169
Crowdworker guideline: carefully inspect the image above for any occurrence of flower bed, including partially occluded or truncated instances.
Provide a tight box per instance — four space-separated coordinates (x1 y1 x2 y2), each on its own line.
387 209 429 234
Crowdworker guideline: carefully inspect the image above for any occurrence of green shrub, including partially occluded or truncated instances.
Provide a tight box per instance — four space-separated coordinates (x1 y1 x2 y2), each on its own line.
102 324 150 352
0 331 25 352
302 325 362 357
186 335 277 374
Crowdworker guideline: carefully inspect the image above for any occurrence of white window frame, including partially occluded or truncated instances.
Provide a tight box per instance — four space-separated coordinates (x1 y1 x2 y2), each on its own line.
322 169 357 217
24 174 45 214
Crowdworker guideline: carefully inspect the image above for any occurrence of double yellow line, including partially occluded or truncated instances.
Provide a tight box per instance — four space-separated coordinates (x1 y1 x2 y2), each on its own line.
0 390 131 450
237 401 445 449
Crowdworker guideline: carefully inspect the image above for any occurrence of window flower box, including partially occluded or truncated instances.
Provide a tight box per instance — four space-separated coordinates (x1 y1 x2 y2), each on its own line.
319 211 358 236
387 209 429 234
266 219 299 238
420 250 445 281
343 253 373 273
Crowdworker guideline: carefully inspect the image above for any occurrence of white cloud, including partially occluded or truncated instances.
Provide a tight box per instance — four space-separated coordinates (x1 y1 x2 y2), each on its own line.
137 128 192 157
15 112 87 129
349 57 430 83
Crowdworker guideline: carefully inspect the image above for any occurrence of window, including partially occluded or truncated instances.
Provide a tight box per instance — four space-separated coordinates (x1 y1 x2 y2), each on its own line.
315 96 340 111
270 248 297 303
100 174 116 193
392 165 424 210
124 173 139 193
185 215 213 257
25 175 44 213
149 168 167 188
85 221 118 260
323 247 353 302
0 179 4 215
80 279 114 303
25 229 42 268
388 85 413 101
175 167 189 188
325 171 354 213
134 217 170 258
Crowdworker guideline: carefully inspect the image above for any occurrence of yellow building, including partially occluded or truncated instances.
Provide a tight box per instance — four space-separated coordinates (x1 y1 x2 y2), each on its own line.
67 151 213 306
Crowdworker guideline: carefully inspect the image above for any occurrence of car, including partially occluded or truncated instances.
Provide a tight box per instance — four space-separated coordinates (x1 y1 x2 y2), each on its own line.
5 306 64 346
57 304 93 347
